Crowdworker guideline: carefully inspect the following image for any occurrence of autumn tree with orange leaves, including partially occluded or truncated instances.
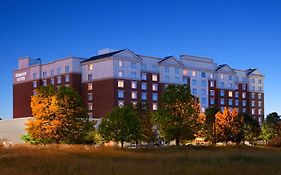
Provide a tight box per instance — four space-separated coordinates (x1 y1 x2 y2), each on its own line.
25 85 91 144
215 107 243 144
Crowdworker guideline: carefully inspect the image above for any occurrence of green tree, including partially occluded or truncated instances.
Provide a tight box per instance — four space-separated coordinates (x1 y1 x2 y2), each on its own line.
203 106 221 144
98 105 141 148
26 85 90 144
240 113 261 144
153 85 200 146
261 112 281 142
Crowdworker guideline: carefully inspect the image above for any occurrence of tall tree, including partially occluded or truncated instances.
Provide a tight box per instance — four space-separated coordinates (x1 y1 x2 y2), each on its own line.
98 105 141 148
240 113 261 144
261 112 281 142
26 85 90 144
215 107 242 144
153 85 200 146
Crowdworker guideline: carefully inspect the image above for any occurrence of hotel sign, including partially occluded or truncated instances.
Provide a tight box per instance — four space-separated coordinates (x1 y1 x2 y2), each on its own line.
15 72 27 82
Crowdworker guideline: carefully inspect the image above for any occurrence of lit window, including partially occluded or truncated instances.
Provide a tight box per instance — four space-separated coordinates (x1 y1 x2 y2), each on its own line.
132 101 137 106
258 101 262 108
152 103 158 111
165 66 169 73
142 93 147 100
152 74 158 81
65 66 70 73
131 81 137 89
131 91 137 99
33 81 37 88
192 71 196 77
118 90 124 98
65 84 70 87
57 76 62 84
210 90 215 96
221 99 225 105
152 93 158 101
152 84 158 91
175 68 179 74
243 100 246 106
65 75 70 83
118 71 123 77
210 73 214 79
118 60 123 67
118 80 124 88
141 83 147 90
251 101 255 107
131 72 137 78
131 62 137 69
210 81 215 88
88 83 93 91
201 72 206 78
118 101 124 107
258 109 262 115
258 94 262 100
88 64 93 71
220 74 224 80
252 109 255 115
88 74 93 81
88 93 93 101
220 90 225 97
88 103 92 111
57 67 61 75
228 91 233 97
242 92 246 98
183 69 188 76
141 73 147 80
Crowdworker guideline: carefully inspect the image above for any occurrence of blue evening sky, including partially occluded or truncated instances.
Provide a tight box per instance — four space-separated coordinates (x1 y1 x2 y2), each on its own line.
0 0 280 119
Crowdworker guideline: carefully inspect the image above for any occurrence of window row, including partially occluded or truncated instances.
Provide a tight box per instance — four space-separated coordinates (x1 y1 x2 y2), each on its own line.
118 91 158 101
117 101 158 110
33 75 70 88
33 66 70 79
117 80 158 91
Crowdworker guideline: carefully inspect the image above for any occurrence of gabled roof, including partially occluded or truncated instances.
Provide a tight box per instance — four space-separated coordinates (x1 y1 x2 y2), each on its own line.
81 49 125 63
216 64 227 71
158 56 184 67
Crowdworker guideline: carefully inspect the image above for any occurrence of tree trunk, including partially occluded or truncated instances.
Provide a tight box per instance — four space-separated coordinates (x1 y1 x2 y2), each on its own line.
121 141 124 148
176 138 180 146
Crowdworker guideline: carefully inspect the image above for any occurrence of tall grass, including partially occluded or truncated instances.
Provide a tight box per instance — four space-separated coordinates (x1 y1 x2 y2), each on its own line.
0 145 281 175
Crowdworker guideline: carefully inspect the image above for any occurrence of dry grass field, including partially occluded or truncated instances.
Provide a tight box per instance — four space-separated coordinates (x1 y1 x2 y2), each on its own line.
0 145 281 175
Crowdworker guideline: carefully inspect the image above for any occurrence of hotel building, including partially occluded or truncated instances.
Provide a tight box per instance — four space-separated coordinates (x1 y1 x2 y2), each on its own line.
13 49 265 124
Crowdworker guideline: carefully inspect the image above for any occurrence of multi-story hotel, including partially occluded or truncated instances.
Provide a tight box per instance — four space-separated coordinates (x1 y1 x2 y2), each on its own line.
13 48 265 124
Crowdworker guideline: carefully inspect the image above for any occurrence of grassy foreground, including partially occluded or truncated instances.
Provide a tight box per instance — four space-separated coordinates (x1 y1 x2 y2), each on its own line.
0 145 281 175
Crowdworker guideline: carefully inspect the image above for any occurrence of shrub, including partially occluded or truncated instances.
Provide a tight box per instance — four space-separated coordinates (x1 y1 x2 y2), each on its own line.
268 135 281 147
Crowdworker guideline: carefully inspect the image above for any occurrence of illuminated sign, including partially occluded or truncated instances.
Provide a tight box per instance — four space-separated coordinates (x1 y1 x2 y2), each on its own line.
15 72 27 82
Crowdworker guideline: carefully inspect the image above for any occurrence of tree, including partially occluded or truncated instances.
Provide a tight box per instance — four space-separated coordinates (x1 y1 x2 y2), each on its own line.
98 105 141 148
215 107 242 144
203 106 221 144
153 85 200 146
26 85 90 144
261 112 281 142
240 113 261 144
135 101 157 144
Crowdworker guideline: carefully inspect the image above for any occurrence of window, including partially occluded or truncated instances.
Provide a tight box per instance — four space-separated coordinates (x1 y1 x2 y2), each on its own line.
242 77 247 83
131 91 137 99
152 103 158 111
142 83 147 90
229 83 233 89
251 101 255 107
88 93 93 101
235 92 239 98
258 79 262 84
51 78 54 85
210 81 215 88
192 79 197 86
183 69 188 76
221 99 225 105
192 71 196 77
251 93 255 99
243 100 246 106
33 73 37 79
242 85 247 91
201 72 206 78
141 64 146 70
201 80 206 87
118 71 123 77
229 76 233 81
57 67 61 75
175 77 180 83
258 87 262 91
88 83 92 91
118 101 124 107
50 69 54 76
220 90 225 97
132 101 137 106
118 90 124 98
210 90 215 96
220 74 224 80
258 109 262 115
65 75 70 83
229 99 233 106
131 81 137 89
57 76 61 84
251 86 255 91
131 62 137 69
252 109 255 115
175 67 179 74
235 100 239 106
259 116 262 123
235 84 238 90
210 98 215 105
65 66 70 73
228 91 233 97
165 66 169 73
88 64 93 71
258 101 262 108
201 89 206 95
152 93 158 101
220 82 224 88
118 60 123 67
243 108 247 113
152 84 158 91
152 65 158 72
192 88 197 95
141 73 147 80
165 76 169 82
88 103 92 111
242 92 246 98
42 71 47 78
210 73 214 79
88 74 93 81
33 81 37 88
142 92 147 100
152 74 158 81
118 80 124 88
131 72 137 78
251 78 255 83
258 94 262 100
